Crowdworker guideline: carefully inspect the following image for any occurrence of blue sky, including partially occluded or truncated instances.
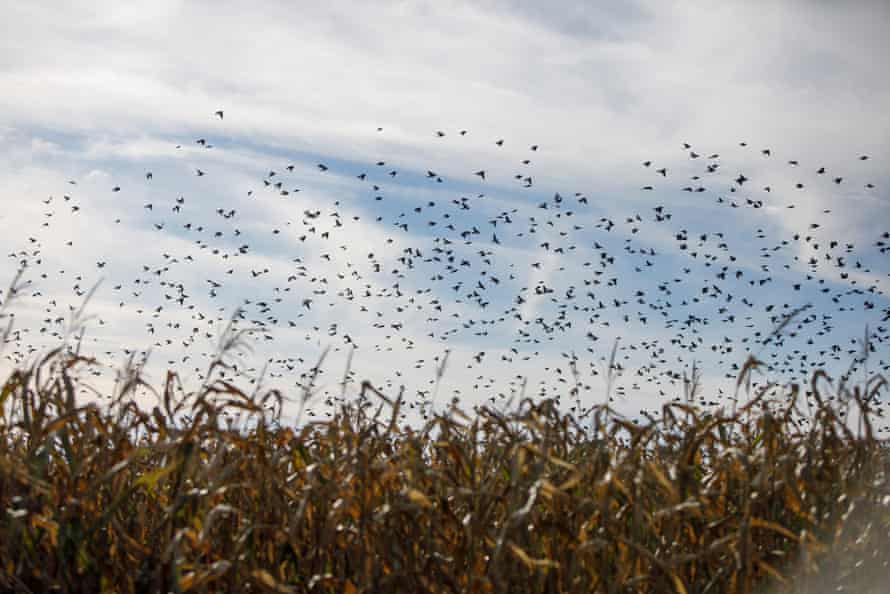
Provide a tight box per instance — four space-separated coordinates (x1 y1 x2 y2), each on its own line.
1 0 889 424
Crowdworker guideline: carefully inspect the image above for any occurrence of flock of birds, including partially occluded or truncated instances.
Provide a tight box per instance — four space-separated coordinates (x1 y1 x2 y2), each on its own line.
3 109 889 428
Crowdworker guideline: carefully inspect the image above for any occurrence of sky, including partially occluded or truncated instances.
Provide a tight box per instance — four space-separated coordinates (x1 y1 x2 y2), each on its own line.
1 0 889 425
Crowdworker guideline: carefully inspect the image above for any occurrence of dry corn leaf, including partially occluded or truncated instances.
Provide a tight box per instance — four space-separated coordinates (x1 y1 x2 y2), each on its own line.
251 569 296 594
405 487 434 508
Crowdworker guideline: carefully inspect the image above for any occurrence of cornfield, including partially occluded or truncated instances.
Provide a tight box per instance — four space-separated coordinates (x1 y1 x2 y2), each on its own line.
1 345 888 593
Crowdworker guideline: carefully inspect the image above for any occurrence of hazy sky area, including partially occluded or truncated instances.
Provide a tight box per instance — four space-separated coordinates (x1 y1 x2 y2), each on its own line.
1 1 889 424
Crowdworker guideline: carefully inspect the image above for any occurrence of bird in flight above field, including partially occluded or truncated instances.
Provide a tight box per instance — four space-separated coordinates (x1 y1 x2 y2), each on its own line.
7 109 888 427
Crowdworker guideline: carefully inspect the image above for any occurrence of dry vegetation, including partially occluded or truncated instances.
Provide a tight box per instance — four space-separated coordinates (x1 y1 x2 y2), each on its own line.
0 341 887 594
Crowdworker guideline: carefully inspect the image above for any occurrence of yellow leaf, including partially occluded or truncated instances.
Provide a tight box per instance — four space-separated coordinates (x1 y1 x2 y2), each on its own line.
756 559 788 584
784 486 815 523
43 413 77 435
252 569 277 588
559 473 581 491
508 541 535 570
751 517 800 543
507 541 560 572
251 569 296 593
31 514 59 547
135 461 178 490
405 487 433 508
647 461 680 503
178 572 197 591
539 478 559 500
546 452 576 472
669 571 689 594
